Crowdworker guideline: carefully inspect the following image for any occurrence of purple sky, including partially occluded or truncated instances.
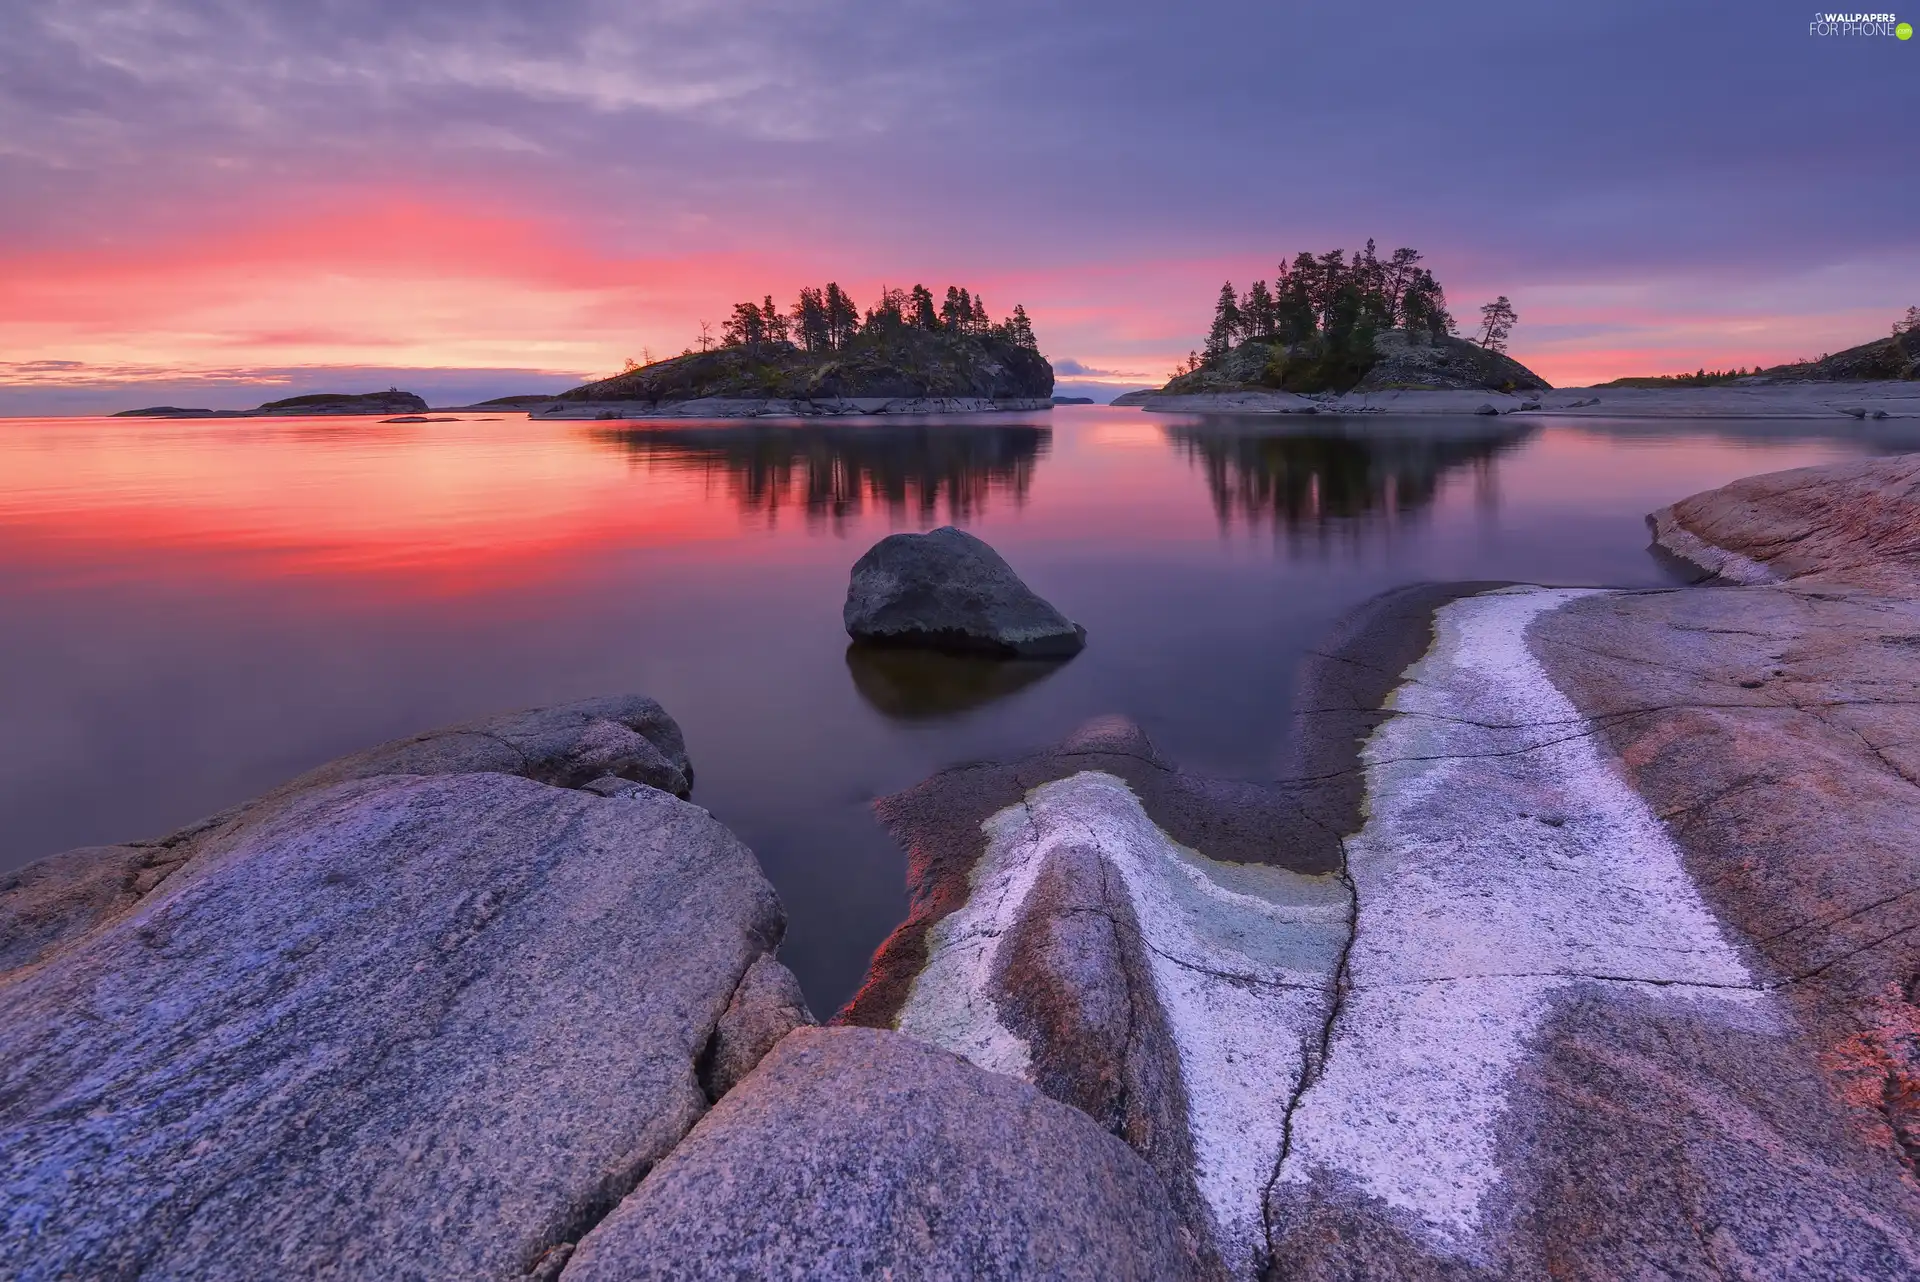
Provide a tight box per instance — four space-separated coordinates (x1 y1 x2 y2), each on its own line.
3 0 1914 411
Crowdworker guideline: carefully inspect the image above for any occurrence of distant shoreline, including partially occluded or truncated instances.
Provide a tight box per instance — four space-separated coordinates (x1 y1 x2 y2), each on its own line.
1114 380 1919 419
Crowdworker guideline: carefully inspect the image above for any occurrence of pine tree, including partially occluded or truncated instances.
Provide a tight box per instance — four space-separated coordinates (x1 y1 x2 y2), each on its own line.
865 286 907 331
823 283 859 348
970 294 990 333
1311 250 1347 331
1401 269 1453 340
1380 247 1423 328
721 300 767 346
1243 280 1277 340
1475 296 1518 353
1002 304 1038 350
1275 257 1319 344
910 284 940 330
940 286 969 330
1204 281 1243 364
763 295 790 344
792 288 829 353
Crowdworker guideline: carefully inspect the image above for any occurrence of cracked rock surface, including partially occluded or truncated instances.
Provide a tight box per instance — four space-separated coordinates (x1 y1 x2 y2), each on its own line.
843 455 1920 1278
0 697 805 1281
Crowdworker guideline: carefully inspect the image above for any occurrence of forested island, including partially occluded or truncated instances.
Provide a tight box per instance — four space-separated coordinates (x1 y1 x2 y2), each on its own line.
1131 242 1548 398
544 283 1053 417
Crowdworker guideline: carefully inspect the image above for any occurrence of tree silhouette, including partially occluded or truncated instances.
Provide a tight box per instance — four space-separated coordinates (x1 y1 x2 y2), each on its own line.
1000 304 1038 350
792 288 829 353
1475 297 1518 353
1205 281 1243 364
865 286 908 331
763 296 790 345
824 283 860 348
940 286 970 330
722 300 768 346
910 285 940 330
1241 280 1277 339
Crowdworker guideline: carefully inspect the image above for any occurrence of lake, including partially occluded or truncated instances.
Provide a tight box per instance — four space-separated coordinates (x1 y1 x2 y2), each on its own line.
2 406 1911 1014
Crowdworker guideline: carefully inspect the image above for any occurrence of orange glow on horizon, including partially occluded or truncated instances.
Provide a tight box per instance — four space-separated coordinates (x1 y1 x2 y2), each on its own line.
1 191 1898 400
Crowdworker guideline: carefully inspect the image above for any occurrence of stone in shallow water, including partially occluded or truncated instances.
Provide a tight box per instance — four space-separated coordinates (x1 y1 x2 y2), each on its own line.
843 525 1087 657
561 1026 1203 1281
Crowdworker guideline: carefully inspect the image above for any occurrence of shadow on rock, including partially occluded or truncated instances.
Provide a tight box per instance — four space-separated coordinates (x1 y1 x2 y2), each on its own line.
844 644 1071 721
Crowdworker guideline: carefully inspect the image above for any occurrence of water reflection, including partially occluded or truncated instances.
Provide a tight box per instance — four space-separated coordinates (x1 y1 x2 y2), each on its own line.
844 645 1070 721
1165 419 1533 535
594 421 1051 527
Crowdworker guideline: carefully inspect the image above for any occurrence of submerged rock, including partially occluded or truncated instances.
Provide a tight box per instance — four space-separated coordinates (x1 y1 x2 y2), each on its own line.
0 698 807 1281
561 1026 1202 1281
844 525 1087 656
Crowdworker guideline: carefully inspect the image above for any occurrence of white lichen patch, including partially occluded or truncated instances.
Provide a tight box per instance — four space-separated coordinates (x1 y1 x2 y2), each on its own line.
1277 586 1767 1249
892 771 1348 1277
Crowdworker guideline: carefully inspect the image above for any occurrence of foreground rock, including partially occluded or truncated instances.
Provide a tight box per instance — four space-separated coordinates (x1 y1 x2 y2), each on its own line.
562 1026 1201 1280
1649 450 1920 588
844 525 1087 656
844 467 1920 1277
840 714 1354 1277
0 698 811 1280
0 695 697 977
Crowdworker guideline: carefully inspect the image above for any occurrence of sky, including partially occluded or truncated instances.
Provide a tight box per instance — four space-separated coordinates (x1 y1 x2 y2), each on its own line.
1 0 1915 413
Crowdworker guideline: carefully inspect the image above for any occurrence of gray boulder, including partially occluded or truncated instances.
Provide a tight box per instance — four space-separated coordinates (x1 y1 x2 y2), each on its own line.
844 525 1086 656
559 1026 1203 1281
0 701 808 1281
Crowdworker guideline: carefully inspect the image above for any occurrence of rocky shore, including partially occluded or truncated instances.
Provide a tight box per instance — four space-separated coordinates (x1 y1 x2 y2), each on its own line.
5 457 1919 1277
1116 379 1920 418
534 395 1053 419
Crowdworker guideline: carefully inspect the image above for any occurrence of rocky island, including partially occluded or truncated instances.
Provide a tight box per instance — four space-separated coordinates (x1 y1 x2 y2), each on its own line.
4 454 1919 1278
115 390 431 418
1118 259 1917 419
535 282 1054 419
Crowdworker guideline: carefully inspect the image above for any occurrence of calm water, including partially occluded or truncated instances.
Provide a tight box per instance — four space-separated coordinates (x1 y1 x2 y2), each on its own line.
3 407 1913 1012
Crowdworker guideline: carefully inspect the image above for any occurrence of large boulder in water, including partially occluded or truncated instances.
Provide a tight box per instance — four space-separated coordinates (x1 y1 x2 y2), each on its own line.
559 1026 1203 1280
0 697 811 1281
843 525 1086 657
